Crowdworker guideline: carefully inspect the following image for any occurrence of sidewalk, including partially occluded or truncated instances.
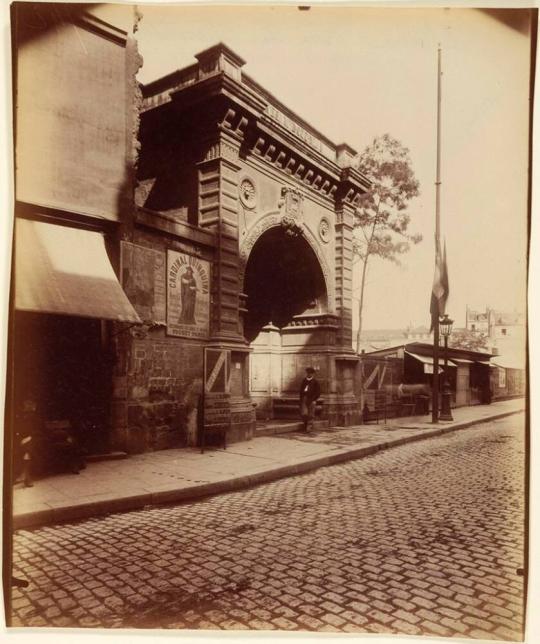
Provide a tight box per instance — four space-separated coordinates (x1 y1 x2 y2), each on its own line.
12 398 525 530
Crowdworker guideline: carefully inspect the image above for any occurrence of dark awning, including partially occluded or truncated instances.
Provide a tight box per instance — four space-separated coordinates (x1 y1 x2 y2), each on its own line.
15 218 141 323
405 351 457 374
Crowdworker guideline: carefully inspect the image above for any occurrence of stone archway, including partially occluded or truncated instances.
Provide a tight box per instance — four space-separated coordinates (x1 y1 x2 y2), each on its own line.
242 222 334 420
239 212 334 313
243 225 328 343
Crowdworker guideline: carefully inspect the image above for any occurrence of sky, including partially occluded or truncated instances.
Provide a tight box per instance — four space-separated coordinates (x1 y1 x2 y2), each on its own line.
134 4 531 331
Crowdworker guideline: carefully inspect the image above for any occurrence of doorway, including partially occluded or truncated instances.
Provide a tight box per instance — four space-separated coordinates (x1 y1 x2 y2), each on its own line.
12 312 113 467
243 226 327 418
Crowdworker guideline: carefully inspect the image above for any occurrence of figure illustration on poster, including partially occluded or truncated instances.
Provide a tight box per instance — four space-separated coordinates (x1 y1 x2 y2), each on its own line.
180 265 197 324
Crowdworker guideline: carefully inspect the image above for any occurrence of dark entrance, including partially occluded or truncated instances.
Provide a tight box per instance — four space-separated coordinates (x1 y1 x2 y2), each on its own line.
243 226 328 420
13 313 113 472
244 227 327 342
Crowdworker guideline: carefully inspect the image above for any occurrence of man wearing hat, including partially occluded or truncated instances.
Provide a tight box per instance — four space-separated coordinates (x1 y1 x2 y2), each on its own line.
299 367 321 433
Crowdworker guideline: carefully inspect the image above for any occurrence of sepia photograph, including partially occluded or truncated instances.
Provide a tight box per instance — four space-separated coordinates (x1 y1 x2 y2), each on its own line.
1 1 536 641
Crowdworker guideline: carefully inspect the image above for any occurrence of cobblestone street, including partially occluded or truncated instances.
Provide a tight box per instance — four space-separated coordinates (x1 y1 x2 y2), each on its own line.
10 415 526 638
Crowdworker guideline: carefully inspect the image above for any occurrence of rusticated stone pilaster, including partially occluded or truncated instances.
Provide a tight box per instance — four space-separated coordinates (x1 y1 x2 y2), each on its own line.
334 204 355 351
197 132 244 343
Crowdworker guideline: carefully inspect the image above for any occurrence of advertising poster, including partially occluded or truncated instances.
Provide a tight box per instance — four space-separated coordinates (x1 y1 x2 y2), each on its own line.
167 250 210 339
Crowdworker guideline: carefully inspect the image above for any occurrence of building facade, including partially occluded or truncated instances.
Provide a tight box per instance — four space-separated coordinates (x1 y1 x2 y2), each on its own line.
10 34 370 458
10 3 143 458
465 306 526 372
466 306 526 342
127 43 370 447
364 343 495 408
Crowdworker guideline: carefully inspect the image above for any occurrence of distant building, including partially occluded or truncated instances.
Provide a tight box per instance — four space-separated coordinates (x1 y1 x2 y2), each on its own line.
364 342 494 408
357 325 431 353
362 340 525 412
466 306 525 339
465 307 526 369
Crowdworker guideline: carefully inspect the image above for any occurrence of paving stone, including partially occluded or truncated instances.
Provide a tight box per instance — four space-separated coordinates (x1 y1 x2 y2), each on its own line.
391 619 422 635
463 615 496 631
272 617 297 630
10 416 524 638
488 612 523 631
393 608 421 624
438 596 462 610
463 604 490 619
494 624 523 640
365 621 391 633
392 598 416 612
429 583 454 598
321 613 347 627
483 602 514 618
410 595 437 610
367 609 394 624
58 597 77 611
420 619 452 637
297 614 324 630
320 600 343 614
440 616 468 633
469 628 498 639
44 606 61 619
11 597 31 610
25 615 48 627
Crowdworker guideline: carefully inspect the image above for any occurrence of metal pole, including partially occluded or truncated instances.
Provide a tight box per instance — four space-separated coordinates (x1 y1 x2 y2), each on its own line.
432 46 442 424
440 333 454 421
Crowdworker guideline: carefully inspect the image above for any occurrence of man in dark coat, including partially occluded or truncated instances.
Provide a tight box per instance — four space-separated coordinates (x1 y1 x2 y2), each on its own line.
299 367 321 433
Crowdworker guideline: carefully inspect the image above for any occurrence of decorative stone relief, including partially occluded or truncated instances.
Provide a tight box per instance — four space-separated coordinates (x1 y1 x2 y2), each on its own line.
135 177 156 207
280 215 302 238
239 177 257 209
202 140 239 163
319 217 331 244
278 186 304 224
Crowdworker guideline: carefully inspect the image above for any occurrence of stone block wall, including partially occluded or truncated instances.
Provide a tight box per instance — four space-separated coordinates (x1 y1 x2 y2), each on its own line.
112 329 205 454
126 337 204 452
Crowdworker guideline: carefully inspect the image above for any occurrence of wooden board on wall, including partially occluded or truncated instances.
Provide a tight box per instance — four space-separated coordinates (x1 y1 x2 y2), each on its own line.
121 242 166 324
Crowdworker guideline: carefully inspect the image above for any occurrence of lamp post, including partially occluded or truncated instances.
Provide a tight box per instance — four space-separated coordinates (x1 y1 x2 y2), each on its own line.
439 314 454 421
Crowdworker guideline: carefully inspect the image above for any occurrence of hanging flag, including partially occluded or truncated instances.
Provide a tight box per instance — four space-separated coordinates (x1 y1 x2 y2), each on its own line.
442 240 449 310
430 239 449 330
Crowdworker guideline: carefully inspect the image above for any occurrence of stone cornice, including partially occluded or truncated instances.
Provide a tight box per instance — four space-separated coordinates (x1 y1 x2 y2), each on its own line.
75 12 128 47
195 42 247 69
141 43 372 211
142 43 342 167
248 124 340 202
135 207 217 248
142 69 267 118
336 167 371 209
241 154 335 210
242 72 337 161
283 313 340 331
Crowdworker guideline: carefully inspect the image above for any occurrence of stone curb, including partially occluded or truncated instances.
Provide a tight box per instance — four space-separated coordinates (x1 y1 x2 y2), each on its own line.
13 408 524 531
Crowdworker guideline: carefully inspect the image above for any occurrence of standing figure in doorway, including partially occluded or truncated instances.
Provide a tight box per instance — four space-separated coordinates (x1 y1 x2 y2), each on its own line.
15 398 37 487
180 266 197 324
299 367 320 433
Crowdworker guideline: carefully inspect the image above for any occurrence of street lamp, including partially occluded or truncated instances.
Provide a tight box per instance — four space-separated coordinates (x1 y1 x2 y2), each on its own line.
439 314 454 421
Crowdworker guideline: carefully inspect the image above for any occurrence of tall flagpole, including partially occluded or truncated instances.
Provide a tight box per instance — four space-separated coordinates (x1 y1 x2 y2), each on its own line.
432 45 442 424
